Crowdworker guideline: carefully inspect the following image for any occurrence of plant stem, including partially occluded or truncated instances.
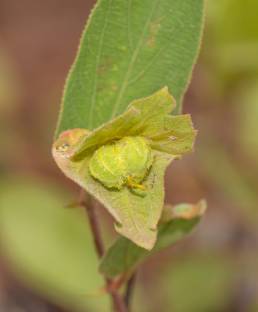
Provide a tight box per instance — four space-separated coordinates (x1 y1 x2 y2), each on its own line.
124 273 137 311
79 189 128 312
80 190 104 257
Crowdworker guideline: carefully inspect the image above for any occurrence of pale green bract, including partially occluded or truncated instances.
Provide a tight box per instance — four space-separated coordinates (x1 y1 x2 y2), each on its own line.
52 87 196 249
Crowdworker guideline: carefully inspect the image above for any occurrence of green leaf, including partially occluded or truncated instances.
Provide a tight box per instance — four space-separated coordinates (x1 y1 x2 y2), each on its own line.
0 178 110 312
52 88 196 250
99 200 206 278
55 0 204 136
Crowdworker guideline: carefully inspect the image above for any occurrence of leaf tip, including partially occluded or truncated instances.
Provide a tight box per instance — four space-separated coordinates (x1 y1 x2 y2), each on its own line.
115 223 157 250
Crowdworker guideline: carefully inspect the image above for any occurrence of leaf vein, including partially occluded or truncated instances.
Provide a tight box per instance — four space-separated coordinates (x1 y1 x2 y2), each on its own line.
88 0 113 129
127 47 165 86
110 0 161 119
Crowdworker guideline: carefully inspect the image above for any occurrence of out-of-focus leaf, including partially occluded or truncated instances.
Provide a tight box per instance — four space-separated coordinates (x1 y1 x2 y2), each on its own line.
210 0 258 44
207 0 258 78
238 81 258 158
158 253 235 312
198 139 258 222
0 178 109 312
55 0 204 136
99 200 206 278
53 88 196 250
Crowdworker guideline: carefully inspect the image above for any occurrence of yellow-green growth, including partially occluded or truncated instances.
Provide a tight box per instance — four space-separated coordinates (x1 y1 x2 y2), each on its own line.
89 136 153 191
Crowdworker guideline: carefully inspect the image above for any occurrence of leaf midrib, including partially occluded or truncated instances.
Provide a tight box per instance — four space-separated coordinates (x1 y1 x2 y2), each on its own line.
88 0 113 129
110 0 161 119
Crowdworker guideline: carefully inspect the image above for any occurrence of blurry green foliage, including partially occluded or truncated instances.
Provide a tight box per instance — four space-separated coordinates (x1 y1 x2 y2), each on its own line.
239 80 258 158
160 254 235 312
206 0 258 85
0 178 110 312
198 140 258 223
210 0 258 43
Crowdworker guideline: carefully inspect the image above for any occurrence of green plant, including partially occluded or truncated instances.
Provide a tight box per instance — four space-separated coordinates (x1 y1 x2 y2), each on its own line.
52 1 205 311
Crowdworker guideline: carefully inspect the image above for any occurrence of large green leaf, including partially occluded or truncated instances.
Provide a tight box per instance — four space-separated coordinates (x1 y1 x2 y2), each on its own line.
56 0 204 136
52 88 196 250
99 200 206 278
0 178 110 312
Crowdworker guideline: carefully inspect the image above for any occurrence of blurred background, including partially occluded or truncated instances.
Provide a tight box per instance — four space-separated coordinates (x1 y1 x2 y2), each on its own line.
0 0 258 311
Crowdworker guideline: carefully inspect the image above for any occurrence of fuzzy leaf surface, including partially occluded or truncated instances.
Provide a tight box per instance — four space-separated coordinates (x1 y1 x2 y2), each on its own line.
55 0 204 136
